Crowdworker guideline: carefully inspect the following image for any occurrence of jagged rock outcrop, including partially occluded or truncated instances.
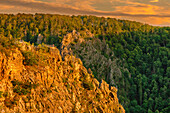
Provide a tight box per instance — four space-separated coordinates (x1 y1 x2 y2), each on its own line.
61 30 122 86
60 30 131 107
0 42 125 113
61 30 85 58
71 38 122 86
37 34 43 44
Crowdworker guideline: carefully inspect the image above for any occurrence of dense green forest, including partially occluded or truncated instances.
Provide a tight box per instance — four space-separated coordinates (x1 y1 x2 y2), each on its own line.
0 14 169 113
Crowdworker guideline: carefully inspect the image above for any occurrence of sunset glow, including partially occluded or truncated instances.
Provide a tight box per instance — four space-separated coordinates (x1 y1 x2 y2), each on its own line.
0 0 169 26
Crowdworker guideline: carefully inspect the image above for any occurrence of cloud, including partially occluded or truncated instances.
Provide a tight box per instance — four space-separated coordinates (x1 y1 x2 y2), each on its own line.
0 0 169 26
150 0 159 3
63 0 96 11
120 16 170 26
0 4 14 10
0 0 169 17
114 3 162 15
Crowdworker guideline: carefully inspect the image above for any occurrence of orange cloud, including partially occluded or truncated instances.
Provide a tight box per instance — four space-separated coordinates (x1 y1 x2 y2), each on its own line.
63 0 96 11
115 4 161 15
0 0 169 26
0 4 14 10
120 16 170 26
146 17 170 25
150 0 159 3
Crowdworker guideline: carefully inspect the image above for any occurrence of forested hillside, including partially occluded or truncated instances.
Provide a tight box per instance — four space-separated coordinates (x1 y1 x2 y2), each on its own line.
0 14 169 113
0 35 125 113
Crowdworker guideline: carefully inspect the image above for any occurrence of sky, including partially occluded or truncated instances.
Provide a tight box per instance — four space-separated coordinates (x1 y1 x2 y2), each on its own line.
0 0 169 26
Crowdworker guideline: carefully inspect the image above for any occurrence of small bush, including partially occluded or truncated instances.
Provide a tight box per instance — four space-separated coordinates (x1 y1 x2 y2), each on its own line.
47 89 52 93
0 91 3 98
4 98 17 108
0 35 15 48
4 99 13 108
62 78 68 83
41 90 47 97
3 91 8 97
22 51 37 66
66 84 71 89
70 62 74 68
83 81 94 90
13 86 21 95
21 88 29 95
11 80 21 86
12 80 38 95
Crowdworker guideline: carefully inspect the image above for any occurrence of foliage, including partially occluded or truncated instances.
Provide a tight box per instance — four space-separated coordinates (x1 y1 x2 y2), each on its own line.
3 91 9 97
82 81 94 90
4 98 17 108
0 91 3 98
22 51 37 66
0 35 16 56
11 80 38 95
0 14 169 113
103 29 169 112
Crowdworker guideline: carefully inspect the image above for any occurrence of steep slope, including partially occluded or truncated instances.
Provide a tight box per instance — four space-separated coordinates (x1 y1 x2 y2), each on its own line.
60 30 130 107
0 14 169 113
61 30 119 82
0 41 125 113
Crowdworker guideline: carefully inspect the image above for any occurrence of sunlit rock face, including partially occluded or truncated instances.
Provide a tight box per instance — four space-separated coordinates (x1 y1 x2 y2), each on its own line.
0 42 124 113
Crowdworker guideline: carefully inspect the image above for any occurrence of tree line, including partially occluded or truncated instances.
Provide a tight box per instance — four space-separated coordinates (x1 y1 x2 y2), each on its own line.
0 13 169 113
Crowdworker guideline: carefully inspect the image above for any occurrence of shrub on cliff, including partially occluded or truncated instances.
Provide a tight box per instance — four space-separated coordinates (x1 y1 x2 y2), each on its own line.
0 35 16 56
22 51 37 66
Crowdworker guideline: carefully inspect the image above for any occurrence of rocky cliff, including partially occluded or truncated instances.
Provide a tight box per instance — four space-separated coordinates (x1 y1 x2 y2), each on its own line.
60 30 130 107
0 41 125 113
60 30 123 85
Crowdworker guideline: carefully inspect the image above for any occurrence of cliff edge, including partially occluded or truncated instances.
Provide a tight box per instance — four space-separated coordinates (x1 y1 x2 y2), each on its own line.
0 41 125 113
